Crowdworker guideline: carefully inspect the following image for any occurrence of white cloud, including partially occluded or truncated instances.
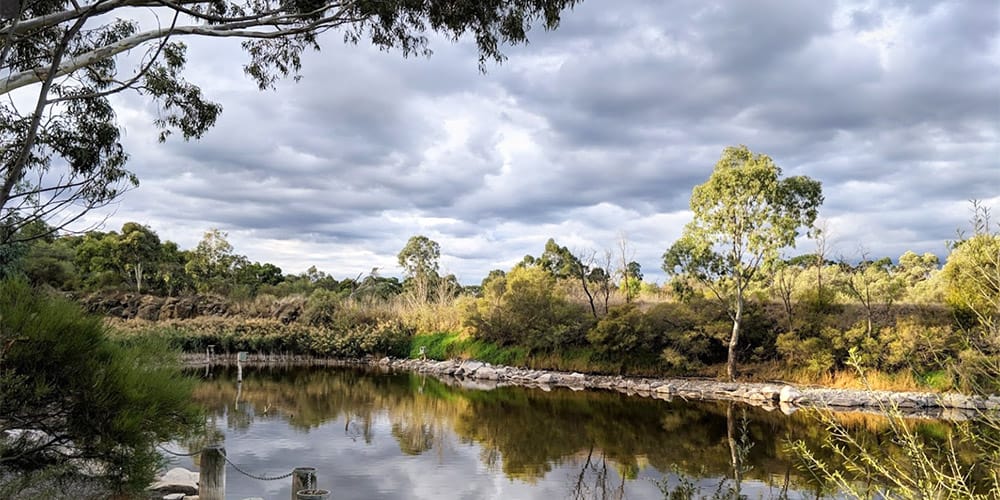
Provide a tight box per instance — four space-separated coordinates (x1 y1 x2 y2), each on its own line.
70 0 999 283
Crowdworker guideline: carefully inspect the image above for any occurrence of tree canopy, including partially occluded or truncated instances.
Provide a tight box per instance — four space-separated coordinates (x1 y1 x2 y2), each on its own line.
663 145 823 381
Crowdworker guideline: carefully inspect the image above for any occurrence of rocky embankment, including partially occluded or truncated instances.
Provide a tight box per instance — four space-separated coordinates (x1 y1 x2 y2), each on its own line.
81 292 231 320
373 357 999 420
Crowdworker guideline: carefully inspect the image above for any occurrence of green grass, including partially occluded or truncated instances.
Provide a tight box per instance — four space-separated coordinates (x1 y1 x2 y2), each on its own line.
406 332 674 375
918 370 953 391
408 331 529 366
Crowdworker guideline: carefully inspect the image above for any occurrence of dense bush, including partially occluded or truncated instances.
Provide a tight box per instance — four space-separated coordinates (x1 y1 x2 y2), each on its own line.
307 320 413 358
0 280 201 495
464 266 592 352
585 301 729 373
111 315 414 359
777 311 963 379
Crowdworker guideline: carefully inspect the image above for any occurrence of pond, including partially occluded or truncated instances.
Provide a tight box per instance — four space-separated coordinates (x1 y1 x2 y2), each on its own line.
165 365 977 499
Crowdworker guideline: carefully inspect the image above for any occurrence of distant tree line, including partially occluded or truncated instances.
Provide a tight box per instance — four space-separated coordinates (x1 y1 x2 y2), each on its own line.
1 146 996 390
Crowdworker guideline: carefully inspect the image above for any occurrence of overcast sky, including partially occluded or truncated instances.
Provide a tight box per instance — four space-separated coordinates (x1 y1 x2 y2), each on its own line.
94 0 999 284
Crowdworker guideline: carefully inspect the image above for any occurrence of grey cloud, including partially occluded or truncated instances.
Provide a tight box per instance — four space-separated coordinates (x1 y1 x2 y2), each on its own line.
92 0 999 282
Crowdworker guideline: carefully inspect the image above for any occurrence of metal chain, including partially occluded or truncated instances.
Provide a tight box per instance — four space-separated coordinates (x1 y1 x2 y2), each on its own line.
157 445 202 457
222 453 294 481
160 444 302 483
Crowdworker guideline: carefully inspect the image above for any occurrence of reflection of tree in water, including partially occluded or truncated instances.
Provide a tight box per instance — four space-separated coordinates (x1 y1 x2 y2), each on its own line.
569 447 631 500
391 421 434 455
189 366 980 495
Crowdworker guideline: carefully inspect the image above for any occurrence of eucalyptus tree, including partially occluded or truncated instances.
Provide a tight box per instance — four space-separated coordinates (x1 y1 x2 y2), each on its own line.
397 234 440 300
185 228 240 293
116 222 161 293
836 254 903 338
663 145 823 381
538 238 602 318
0 0 581 243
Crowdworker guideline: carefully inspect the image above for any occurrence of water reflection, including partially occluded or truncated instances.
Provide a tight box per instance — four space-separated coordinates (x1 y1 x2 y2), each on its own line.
178 366 977 499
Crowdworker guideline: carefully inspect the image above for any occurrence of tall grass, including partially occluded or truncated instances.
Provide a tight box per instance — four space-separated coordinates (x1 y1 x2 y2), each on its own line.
788 354 1000 498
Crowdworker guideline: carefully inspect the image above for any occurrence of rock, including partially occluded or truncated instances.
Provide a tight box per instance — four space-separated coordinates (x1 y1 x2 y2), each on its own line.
136 295 164 321
988 396 1000 410
477 367 499 380
148 467 199 496
432 361 456 374
535 373 554 384
779 385 801 404
825 395 865 407
163 494 186 500
458 360 484 376
655 384 673 394
760 385 781 402
939 393 983 410
653 392 673 402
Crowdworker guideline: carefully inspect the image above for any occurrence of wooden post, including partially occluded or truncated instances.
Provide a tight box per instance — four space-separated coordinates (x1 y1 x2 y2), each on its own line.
200 444 226 500
237 351 248 382
291 467 317 500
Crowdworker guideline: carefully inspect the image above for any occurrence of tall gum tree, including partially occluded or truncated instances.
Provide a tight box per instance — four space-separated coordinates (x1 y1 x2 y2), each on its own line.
0 0 581 244
663 145 823 381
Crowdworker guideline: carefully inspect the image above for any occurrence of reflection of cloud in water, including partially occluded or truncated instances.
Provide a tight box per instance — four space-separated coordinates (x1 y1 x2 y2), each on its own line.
176 366 973 499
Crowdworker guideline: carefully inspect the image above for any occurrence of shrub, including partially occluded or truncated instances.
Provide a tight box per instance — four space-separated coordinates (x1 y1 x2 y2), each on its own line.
464 266 591 352
0 280 201 495
301 288 341 327
308 320 413 358
776 330 836 376
587 304 653 359
881 316 959 372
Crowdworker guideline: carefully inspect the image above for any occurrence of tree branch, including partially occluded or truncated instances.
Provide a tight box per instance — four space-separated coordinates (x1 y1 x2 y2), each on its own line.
2 7 356 95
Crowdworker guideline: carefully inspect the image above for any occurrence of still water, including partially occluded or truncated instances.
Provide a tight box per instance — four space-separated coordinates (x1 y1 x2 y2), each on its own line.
168 365 967 499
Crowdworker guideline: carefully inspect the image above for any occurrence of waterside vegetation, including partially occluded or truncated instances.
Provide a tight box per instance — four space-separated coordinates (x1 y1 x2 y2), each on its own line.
10 162 998 395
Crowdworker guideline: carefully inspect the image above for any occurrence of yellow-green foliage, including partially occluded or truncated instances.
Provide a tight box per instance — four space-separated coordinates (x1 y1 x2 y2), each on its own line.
110 315 413 358
881 316 958 371
942 233 1000 333
776 310 963 383
464 266 591 351
394 295 472 335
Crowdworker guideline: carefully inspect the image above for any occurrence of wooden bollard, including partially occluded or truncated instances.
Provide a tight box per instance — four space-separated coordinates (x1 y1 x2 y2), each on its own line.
237 351 248 382
200 444 226 500
291 467 317 500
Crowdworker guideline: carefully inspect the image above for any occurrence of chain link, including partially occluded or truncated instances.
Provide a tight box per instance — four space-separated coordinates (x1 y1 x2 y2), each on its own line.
157 445 202 457
160 444 302 483
222 453 294 481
